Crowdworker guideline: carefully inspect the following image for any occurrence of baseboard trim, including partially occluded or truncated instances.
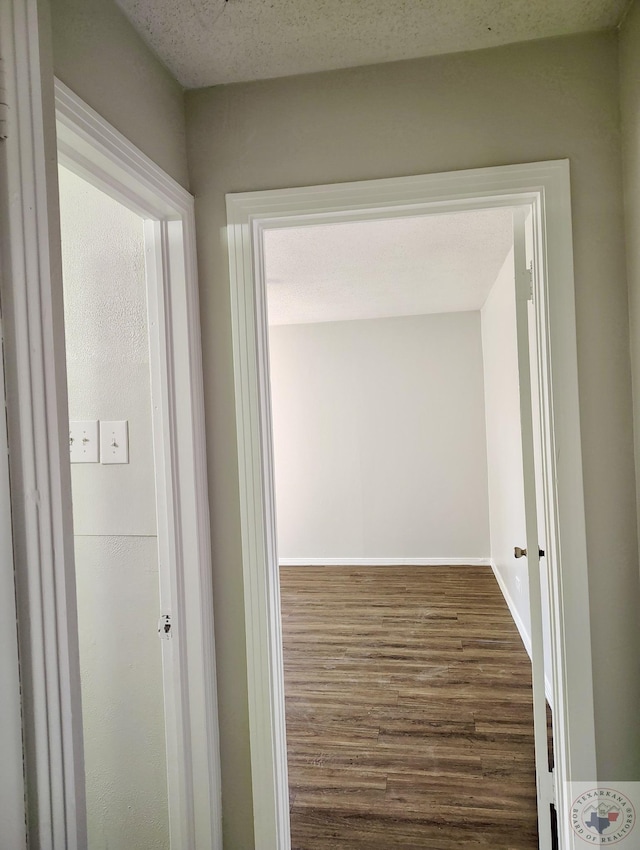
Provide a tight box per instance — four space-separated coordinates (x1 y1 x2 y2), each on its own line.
278 557 491 567
490 560 532 656
489 560 553 709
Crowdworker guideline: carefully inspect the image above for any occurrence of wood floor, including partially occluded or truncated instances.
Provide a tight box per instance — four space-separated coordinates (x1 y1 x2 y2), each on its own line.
280 565 541 850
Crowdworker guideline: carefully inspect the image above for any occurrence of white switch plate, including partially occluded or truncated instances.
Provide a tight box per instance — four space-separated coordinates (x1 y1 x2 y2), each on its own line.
69 420 99 463
100 420 129 464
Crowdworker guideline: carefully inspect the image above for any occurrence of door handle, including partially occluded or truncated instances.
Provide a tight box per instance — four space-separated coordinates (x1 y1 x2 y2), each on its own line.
514 546 545 558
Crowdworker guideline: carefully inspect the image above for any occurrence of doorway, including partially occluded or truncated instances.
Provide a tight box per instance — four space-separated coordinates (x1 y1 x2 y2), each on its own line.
54 81 222 849
58 164 169 848
226 161 596 850
264 207 545 848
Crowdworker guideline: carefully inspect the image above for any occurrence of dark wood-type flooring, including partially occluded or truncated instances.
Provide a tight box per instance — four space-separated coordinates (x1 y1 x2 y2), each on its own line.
280 565 542 850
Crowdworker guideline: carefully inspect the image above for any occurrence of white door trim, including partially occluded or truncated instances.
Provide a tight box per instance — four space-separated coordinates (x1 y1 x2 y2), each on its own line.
226 161 596 850
55 79 222 850
0 7 222 837
514 207 553 846
0 211 28 850
0 2 86 847
0 6 32 847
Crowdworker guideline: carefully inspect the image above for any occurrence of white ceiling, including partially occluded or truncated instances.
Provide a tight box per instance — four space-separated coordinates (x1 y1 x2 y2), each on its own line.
264 208 513 326
115 0 629 88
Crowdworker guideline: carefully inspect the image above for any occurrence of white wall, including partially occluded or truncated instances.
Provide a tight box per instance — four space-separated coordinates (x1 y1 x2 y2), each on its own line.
59 166 169 850
481 250 530 632
269 311 490 561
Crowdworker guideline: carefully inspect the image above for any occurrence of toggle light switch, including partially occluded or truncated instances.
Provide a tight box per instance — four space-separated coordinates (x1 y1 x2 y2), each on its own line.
69 420 99 463
100 420 129 464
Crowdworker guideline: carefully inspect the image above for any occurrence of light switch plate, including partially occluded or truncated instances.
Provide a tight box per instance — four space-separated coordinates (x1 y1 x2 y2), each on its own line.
100 420 129 464
69 420 99 463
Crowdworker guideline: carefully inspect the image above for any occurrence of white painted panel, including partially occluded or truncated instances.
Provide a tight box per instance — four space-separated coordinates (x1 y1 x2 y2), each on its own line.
269 311 490 560
74 535 169 850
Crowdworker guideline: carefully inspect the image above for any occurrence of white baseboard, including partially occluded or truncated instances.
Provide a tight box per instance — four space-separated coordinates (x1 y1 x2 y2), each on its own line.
278 557 491 567
489 560 532 657
489 560 553 709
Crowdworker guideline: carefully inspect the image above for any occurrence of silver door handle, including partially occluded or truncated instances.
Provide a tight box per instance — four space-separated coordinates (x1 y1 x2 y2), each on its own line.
514 546 545 558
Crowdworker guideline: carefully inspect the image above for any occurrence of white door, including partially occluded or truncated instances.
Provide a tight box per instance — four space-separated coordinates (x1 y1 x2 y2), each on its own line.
513 207 556 849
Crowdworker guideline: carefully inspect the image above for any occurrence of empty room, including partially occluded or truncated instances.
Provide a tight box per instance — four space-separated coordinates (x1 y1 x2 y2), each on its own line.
262 208 553 849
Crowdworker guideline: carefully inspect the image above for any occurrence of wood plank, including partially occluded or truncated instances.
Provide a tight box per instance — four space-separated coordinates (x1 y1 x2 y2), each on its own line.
280 565 544 850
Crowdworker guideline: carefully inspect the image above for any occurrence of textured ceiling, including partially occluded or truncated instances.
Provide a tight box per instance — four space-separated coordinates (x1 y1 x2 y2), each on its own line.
264 208 513 326
115 0 629 88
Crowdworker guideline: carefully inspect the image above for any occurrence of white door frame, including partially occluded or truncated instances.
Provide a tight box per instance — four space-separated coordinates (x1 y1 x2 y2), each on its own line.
0 9 29 848
1 2 87 846
0 0 222 839
226 160 597 850
0 237 28 850
55 81 222 850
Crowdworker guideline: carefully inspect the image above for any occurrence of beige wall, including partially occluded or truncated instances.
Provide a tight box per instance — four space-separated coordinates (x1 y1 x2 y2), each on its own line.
270 312 490 561
186 32 640 844
620 1 640 561
50 0 188 188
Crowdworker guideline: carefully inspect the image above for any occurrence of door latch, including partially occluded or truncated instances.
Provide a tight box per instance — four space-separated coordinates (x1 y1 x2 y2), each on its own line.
158 614 172 639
